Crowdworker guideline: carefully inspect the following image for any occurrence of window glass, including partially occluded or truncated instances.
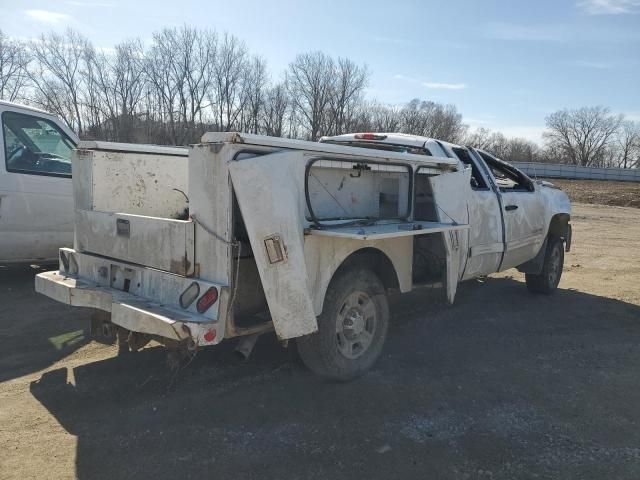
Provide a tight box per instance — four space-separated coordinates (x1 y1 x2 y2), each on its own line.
452 147 488 189
478 151 532 192
3 111 74 176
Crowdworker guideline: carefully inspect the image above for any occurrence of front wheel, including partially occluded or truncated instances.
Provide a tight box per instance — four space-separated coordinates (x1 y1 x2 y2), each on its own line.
525 236 564 294
297 268 389 381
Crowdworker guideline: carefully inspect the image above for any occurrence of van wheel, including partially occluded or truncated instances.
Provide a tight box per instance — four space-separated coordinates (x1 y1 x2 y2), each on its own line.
297 268 389 381
525 236 564 294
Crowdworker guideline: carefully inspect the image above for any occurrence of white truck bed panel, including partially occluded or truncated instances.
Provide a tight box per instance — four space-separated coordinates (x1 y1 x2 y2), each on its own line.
306 221 469 240
75 210 195 276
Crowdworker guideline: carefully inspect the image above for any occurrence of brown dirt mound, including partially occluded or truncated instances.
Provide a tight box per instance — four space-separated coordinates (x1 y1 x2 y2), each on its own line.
543 178 640 208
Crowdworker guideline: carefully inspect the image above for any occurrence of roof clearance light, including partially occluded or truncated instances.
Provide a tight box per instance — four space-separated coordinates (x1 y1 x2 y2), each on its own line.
354 133 387 141
180 282 200 309
196 286 219 314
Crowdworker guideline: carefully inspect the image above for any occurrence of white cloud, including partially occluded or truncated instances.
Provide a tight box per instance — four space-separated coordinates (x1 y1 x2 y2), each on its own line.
65 1 115 7
578 0 640 14
393 74 418 82
571 60 613 69
496 126 546 144
484 22 565 42
394 74 467 90
422 82 467 90
624 112 640 122
24 9 72 25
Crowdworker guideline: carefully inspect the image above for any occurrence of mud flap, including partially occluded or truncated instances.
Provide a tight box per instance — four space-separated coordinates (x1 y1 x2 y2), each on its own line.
229 152 317 339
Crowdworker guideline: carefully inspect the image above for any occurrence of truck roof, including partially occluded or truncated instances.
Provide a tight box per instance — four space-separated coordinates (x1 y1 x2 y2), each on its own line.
320 132 460 150
200 132 460 169
319 132 465 161
0 100 52 115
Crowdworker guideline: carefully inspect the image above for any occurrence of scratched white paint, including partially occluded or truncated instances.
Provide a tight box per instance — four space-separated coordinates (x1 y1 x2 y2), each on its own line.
229 151 318 339
37 133 572 350
79 147 189 219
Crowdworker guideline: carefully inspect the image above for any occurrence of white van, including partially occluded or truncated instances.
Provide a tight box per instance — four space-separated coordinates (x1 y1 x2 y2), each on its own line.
0 101 79 263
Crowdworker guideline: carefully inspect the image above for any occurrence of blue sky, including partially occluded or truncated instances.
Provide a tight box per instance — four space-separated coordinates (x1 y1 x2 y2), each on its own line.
2 0 640 143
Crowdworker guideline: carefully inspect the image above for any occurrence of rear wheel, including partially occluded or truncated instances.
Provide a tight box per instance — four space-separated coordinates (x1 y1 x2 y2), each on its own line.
525 236 564 294
297 268 389 381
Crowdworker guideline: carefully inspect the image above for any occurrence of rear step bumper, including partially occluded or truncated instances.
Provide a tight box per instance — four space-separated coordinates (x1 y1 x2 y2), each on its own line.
36 270 222 347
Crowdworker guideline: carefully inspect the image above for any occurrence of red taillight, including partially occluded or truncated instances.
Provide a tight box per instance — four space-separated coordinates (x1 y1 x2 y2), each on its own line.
179 282 200 309
203 329 216 342
354 133 387 141
196 287 219 313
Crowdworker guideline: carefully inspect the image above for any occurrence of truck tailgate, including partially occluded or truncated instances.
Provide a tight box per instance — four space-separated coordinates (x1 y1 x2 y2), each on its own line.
75 209 195 276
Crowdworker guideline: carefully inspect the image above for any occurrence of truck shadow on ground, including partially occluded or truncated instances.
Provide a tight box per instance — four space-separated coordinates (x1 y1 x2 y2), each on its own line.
0 265 92 382
30 277 640 480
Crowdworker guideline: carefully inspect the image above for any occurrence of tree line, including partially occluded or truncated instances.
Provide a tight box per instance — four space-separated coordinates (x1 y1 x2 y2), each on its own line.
0 27 638 168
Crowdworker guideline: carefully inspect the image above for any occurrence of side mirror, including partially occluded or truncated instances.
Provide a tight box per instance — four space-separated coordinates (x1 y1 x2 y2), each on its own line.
470 177 479 189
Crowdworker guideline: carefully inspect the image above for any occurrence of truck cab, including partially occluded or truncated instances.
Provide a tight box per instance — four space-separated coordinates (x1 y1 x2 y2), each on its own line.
321 133 572 283
0 101 79 263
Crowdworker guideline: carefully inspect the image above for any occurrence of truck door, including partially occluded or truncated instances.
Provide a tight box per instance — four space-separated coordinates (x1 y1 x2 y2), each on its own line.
228 150 317 340
476 151 546 270
0 108 76 262
454 147 504 279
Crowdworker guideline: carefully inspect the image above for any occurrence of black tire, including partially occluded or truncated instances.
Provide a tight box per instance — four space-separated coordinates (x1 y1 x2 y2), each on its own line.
525 236 564 294
297 268 389 381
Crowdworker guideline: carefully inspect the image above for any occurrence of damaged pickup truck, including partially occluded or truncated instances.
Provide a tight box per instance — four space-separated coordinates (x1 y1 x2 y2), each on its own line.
36 132 571 380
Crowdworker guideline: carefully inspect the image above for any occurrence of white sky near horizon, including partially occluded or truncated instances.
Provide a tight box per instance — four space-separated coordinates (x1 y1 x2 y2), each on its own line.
2 0 640 144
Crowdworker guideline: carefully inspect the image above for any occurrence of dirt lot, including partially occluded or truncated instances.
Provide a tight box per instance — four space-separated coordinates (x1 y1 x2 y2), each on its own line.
1 202 640 480
543 179 640 208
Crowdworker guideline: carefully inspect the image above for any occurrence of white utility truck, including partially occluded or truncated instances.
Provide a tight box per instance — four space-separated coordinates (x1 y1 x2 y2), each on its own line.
0 101 79 263
36 132 571 380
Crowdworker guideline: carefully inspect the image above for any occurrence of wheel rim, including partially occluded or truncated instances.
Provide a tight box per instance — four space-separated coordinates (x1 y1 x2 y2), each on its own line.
548 244 561 286
335 290 377 360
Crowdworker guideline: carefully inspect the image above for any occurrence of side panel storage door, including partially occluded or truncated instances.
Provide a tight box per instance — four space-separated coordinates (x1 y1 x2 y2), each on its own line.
229 151 317 340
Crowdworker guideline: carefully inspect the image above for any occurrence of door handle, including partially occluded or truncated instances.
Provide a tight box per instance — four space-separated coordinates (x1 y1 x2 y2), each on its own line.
505 205 518 211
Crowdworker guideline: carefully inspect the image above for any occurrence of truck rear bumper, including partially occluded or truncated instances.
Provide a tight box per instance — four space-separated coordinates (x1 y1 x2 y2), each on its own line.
36 267 224 347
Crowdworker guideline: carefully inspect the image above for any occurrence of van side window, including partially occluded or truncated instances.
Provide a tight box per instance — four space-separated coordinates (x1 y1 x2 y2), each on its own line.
452 147 488 189
2 111 74 177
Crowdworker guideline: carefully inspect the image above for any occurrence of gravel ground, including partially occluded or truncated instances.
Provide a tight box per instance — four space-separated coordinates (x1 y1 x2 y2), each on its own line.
1 202 639 480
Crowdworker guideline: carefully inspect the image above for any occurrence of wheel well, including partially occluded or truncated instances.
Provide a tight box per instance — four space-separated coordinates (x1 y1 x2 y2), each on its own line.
334 248 400 292
548 213 570 239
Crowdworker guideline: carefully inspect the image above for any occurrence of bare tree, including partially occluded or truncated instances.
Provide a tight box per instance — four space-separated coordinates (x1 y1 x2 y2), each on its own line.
286 52 335 140
146 28 182 143
0 31 30 102
211 34 248 132
399 99 466 143
261 82 288 137
367 102 402 132
543 106 623 166
242 56 267 133
616 120 640 168
176 27 217 142
29 29 89 133
326 58 368 135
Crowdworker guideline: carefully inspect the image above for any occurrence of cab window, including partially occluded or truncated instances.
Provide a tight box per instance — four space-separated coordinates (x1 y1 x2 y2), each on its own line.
2 111 74 177
452 146 488 190
478 151 533 192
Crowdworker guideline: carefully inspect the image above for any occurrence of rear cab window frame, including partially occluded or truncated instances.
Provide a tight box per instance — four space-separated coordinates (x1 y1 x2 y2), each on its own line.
451 146 490 191
477 150 535 193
